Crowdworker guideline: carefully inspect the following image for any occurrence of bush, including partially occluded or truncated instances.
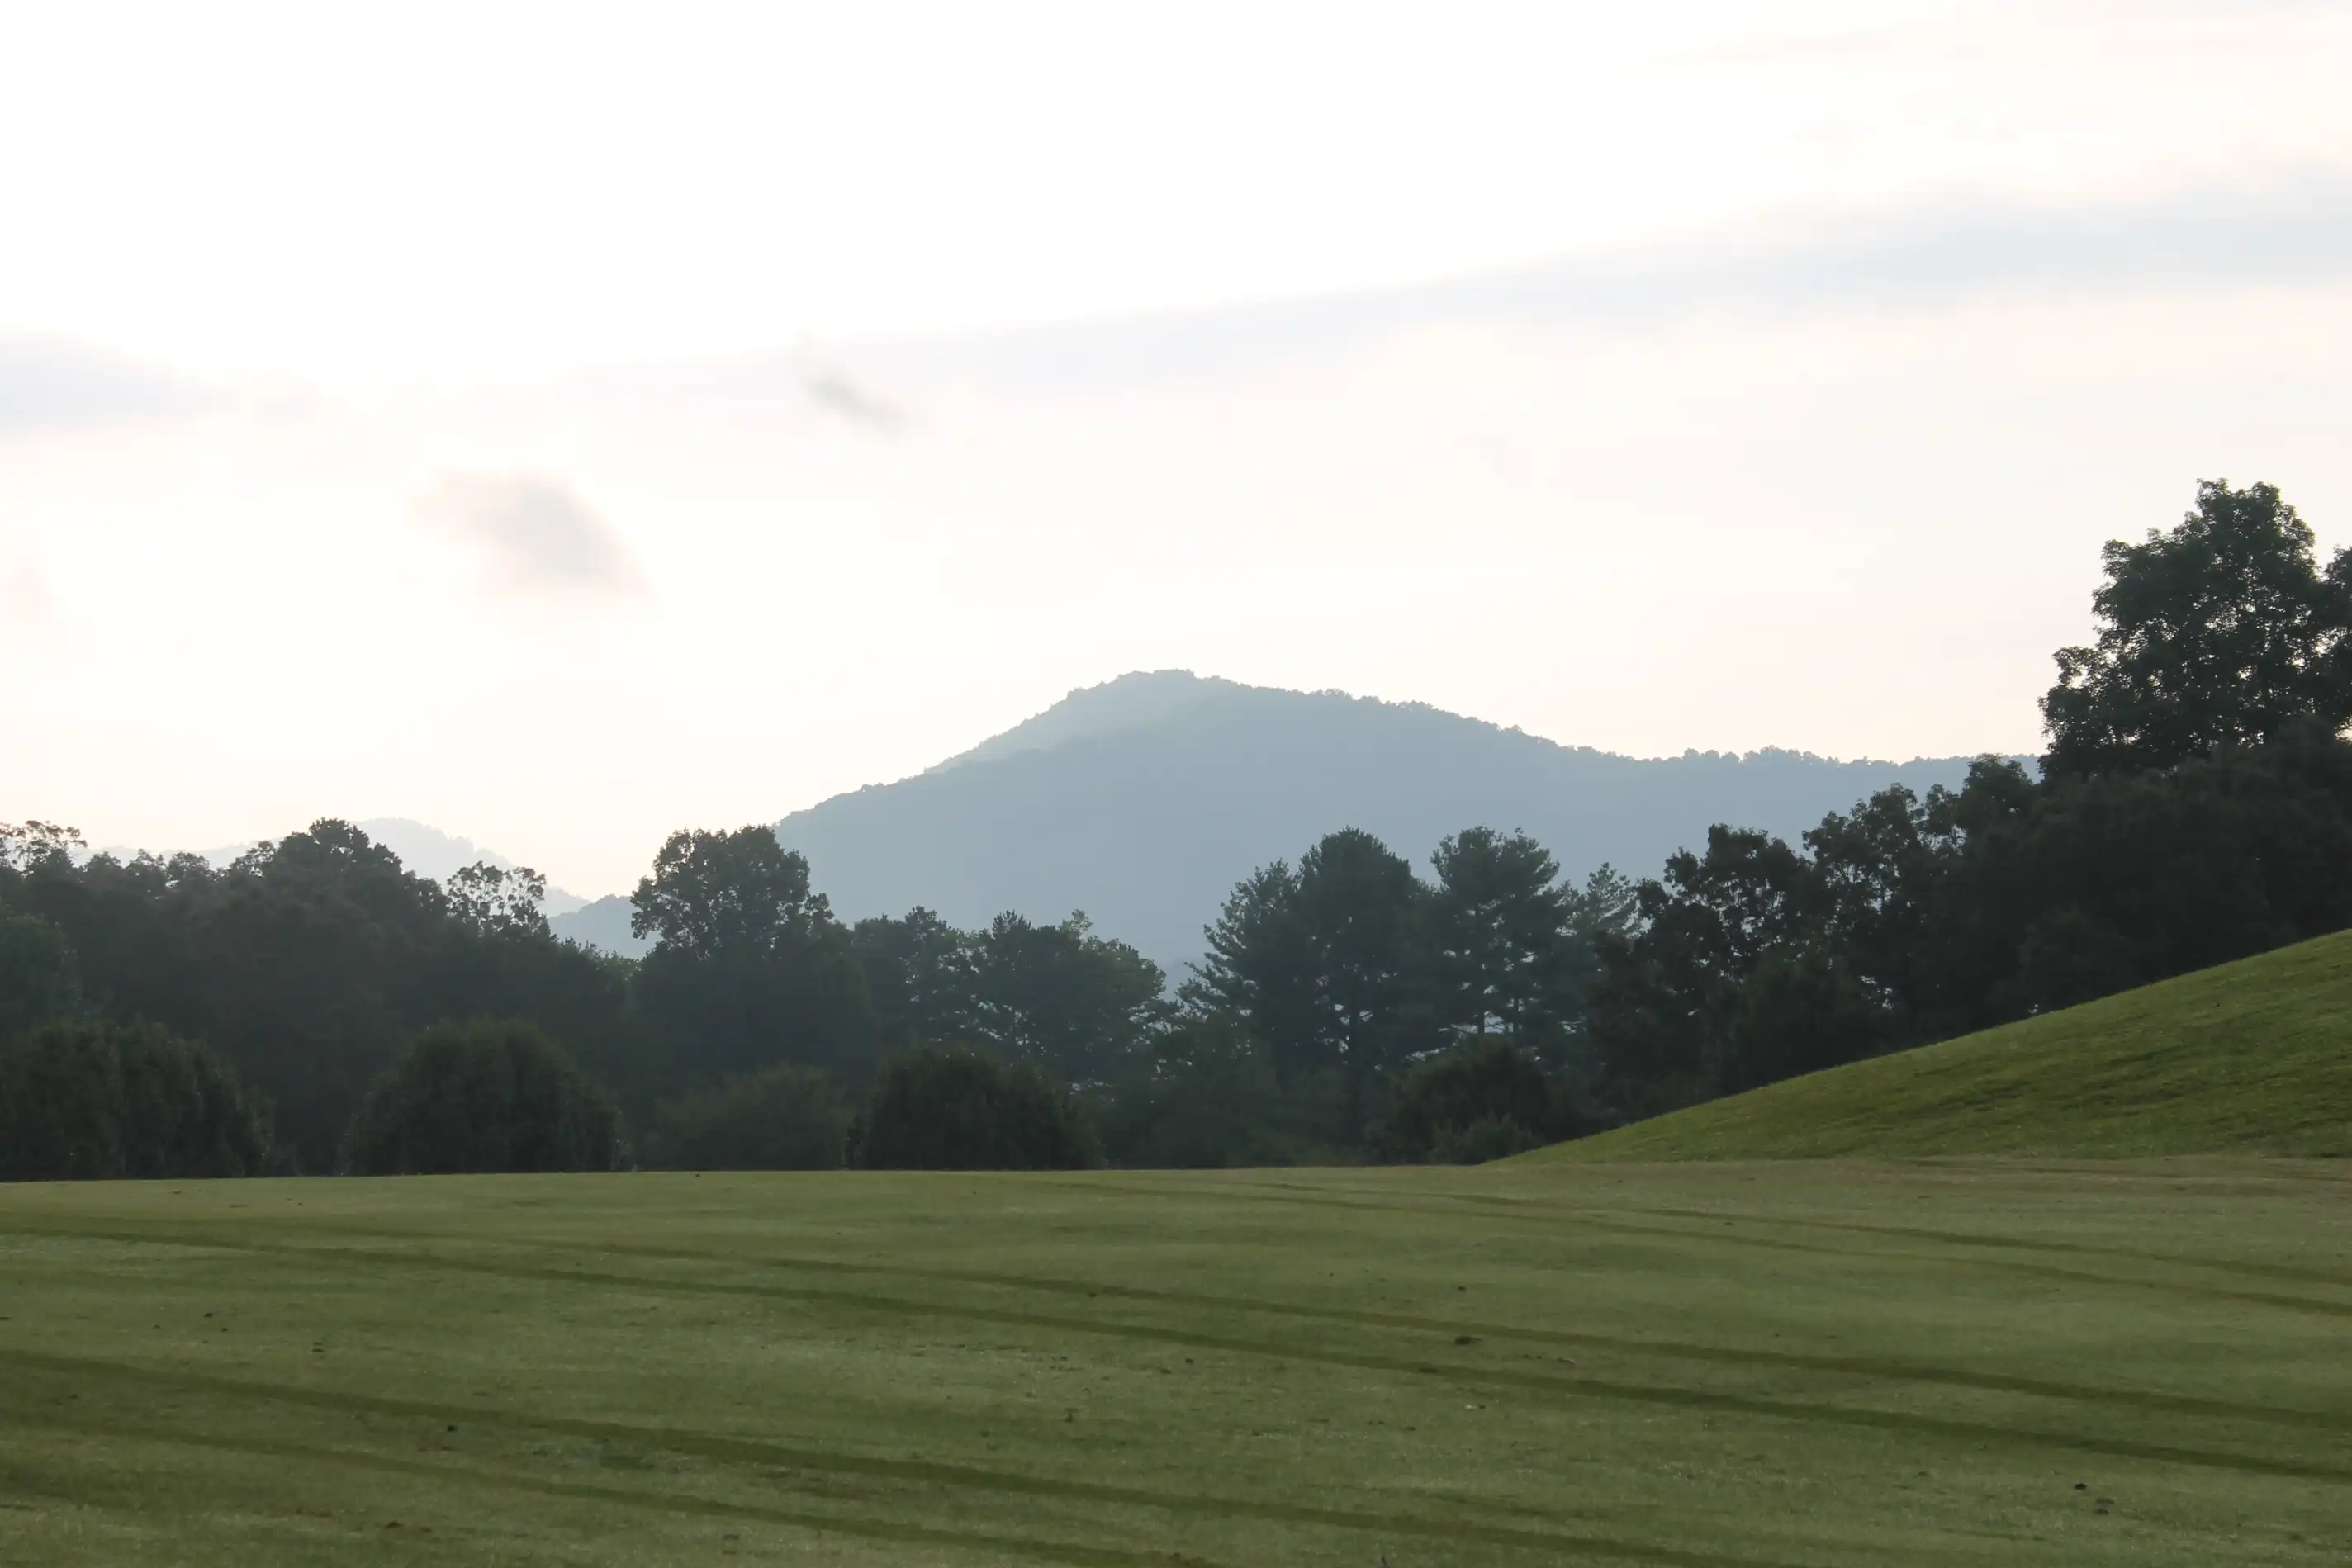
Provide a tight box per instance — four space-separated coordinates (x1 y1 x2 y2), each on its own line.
0 1020 274 1181
1375 1040 1573 1164
339 1019 628 1175
647 1064 848 1169
851 1046 1098 1170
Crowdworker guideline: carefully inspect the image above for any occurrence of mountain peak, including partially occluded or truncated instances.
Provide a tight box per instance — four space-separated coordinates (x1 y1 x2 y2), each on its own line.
931 670 1247 773
783 679 1987 974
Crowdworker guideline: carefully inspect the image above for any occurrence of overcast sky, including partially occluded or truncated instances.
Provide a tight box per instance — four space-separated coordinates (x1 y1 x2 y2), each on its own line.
5 0 2350 896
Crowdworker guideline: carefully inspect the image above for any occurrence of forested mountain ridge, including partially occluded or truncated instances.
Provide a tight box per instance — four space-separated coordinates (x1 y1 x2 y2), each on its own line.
775 673 1987 975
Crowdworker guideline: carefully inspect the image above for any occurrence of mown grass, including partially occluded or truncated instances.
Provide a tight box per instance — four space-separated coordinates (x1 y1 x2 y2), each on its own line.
2 1161 2350 1566
1541 930 2352 1163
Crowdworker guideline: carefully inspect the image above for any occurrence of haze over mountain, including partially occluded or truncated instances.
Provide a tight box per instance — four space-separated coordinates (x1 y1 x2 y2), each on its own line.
767 671 1990 978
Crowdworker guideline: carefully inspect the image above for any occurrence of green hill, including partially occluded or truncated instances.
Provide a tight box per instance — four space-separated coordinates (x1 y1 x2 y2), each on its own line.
1542 930 2352 1162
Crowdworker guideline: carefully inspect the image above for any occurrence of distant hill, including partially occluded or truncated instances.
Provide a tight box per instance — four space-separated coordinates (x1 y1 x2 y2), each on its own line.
548 894 639 955
1534 931 2352 1162
777 670 1990 978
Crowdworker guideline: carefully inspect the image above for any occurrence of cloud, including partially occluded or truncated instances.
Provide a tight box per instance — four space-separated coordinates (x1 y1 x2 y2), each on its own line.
801 366 907 432
415 471 647 603
0 334 211 433
935 173 2352 387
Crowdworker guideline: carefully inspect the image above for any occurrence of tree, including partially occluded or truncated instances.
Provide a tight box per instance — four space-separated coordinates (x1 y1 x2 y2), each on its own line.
632 826 828 960
0 818 718 1164
646 1063 847 1170
1588 824 1823 1106
0 823 93 1049
1292 828 1429 1134
1096 1018 1318 1169
1551 865 1640 1085
1717 942 1885 1092
1425 827 1572 1044
967 911 1165 1085
850 1047 1098 1170
0 912 80 1043
2043 480 2352 777
1587 721 2352 1124
631 826 877 1088
339 1018 628 1175
445 860 550 938
1188 829 1429 1139
0 819 647 1169
179 821 453 1170
0 820 83 874
851 907 977 1049
1187 861 1319 1075
1971 732 2352 1016
0 1020 273 1181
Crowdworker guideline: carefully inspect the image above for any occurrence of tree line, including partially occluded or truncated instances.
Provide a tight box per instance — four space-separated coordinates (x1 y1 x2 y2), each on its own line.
4 479 2348 1177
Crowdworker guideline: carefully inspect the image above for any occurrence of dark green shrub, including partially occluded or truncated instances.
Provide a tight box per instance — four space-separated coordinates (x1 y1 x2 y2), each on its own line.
0 1020 273 1181
851 1046 1098 1170
339 1019 628 1175
647 1064 848 1169
1375 1039 1573 1163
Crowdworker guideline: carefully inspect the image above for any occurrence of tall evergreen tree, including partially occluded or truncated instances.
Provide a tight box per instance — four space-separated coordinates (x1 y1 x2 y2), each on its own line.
1188 860 1320 1076
1425 827 1572 1044
1191 829 1426 1137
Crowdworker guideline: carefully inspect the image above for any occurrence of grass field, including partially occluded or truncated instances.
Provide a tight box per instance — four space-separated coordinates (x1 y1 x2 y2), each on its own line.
1542 930 2352 1163
2 1162 2350 1566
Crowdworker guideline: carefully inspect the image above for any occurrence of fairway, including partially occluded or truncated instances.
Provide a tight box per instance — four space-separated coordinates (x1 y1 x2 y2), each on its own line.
2 1164 2350 1566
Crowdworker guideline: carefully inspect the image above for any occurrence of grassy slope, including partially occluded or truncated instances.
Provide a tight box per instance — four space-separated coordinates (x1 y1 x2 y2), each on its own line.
1543 930 2352 1163
2 1163 2351 1566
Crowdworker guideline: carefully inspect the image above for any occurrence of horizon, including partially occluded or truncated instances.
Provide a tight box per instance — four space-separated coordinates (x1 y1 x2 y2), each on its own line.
7 2 2350 895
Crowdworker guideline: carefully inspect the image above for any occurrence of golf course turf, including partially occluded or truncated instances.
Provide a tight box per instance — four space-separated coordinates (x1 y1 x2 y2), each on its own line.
1542 930 2352 1163
2 1160 2348 1566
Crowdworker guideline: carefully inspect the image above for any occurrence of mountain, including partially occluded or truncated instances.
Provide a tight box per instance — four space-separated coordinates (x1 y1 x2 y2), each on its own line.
1536 929 2352 1161
927 669 1242 772
548 895 643 956
776 671 1994 978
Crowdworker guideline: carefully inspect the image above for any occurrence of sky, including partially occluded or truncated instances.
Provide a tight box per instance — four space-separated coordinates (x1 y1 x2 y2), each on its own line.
4 0 2350 897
